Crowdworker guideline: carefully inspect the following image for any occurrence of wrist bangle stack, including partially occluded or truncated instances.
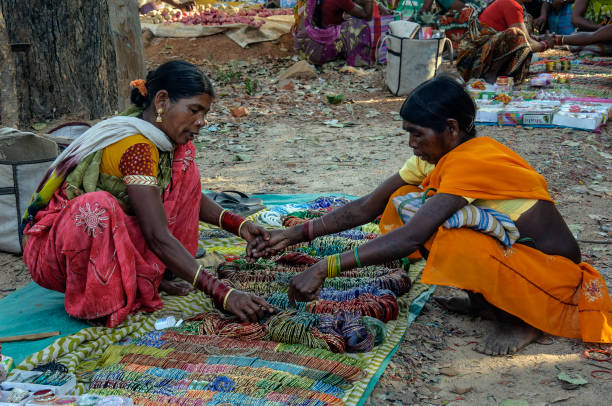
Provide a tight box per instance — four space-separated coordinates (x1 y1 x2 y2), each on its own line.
301 221 314 242
540 40 548 51
327 254 342 278
192 264 203 287
220 210 246 236
223 288 235 310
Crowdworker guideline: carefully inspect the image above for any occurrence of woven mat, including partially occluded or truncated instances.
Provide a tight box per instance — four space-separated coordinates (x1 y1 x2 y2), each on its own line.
14 201 432 405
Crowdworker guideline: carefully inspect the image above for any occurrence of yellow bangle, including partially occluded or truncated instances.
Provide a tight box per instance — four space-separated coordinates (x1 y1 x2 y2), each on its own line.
223 288 235 310
218 209 228 229
237 219 249 239
192 265 203 288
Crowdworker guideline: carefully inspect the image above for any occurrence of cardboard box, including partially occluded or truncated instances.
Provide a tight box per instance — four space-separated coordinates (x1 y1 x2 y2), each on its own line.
552 111 605 131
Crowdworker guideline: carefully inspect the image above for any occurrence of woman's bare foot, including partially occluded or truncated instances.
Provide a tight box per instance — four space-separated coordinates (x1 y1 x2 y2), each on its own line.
434 292 497 320
159 279 194 296
476 320 541 356
434 296 474 314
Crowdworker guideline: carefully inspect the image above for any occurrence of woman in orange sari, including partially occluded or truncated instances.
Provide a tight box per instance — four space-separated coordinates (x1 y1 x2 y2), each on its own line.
249 76 612 355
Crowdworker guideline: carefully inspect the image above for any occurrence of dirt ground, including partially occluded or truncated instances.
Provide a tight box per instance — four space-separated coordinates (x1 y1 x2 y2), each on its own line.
1 33 611 405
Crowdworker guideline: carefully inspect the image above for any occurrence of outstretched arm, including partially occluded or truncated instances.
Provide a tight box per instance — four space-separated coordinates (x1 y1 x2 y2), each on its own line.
130 186 274 321
571 0 601 31
558 24 612 45
288 193 467 305
510 22 552 52
249 173 408 257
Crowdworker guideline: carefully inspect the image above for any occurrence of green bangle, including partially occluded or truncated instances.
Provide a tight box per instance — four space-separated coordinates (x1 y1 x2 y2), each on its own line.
354 247 362 268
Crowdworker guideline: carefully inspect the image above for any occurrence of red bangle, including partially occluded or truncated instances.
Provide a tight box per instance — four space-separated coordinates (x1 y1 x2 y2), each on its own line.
540 41 548 51
195 268 230 309
221 211 246 235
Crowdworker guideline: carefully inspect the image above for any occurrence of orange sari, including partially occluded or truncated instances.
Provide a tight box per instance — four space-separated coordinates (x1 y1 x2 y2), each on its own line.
380 137 612 343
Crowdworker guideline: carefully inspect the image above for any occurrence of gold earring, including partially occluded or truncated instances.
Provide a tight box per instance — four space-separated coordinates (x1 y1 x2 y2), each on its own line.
156 108 163 123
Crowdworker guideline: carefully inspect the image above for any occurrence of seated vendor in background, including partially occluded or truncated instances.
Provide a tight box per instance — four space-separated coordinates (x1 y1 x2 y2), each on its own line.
139 0 195 14
534 0 576 35
293 0 390 67
568 0 612 54
456 0 553 84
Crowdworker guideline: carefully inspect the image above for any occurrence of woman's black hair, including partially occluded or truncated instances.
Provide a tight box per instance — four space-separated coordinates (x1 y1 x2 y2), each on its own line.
130 60 215 109
399 75 477 139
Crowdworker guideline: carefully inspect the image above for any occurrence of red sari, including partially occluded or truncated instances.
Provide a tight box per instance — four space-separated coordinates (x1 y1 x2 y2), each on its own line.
23 143 200 328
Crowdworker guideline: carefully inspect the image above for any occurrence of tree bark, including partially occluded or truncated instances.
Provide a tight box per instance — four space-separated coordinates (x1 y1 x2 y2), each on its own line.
0 9 19 127
0 0 145 125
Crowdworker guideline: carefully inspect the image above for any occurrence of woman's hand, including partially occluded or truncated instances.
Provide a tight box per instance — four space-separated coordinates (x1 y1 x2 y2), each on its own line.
533 15 548 32
288 260 327 307
224 289 275 322
240 221 270 245
247 228 296 259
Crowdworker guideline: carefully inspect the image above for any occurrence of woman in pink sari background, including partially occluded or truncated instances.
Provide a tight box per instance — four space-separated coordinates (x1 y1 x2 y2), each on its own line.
22 61 274 328
293 0 377 66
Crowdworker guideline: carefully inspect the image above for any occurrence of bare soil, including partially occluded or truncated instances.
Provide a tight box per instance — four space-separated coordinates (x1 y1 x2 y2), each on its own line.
1 33 610 405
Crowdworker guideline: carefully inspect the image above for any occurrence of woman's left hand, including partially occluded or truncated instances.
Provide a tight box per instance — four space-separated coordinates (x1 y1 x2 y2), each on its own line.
288 260 327 307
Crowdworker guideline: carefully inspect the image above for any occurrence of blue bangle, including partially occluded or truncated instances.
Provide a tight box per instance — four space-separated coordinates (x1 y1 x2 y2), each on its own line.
354 246 363 268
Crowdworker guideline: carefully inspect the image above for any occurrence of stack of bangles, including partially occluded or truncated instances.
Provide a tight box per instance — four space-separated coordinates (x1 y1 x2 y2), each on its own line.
539 40 550 51
554 35 565 46
327 247 363 278
301 220 316 242
191 264 235 311
218 209 250 238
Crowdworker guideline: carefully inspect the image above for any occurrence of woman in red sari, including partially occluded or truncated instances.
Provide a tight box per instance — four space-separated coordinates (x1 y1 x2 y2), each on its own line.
22 60 274 327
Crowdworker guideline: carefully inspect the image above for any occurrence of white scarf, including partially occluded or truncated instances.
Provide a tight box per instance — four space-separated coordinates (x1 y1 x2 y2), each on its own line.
48 116 174 174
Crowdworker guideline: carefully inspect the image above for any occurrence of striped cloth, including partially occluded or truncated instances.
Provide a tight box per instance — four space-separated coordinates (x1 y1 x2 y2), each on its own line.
392 191 520 247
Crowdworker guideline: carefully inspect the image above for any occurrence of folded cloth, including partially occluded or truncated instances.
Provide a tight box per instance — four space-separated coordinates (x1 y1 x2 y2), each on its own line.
392 191 520 247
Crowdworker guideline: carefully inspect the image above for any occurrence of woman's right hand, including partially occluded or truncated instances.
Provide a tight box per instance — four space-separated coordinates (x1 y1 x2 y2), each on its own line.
224 289 275 322
247 229 295 259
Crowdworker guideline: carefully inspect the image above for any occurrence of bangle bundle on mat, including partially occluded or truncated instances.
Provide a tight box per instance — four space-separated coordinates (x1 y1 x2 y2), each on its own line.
86 217 419 406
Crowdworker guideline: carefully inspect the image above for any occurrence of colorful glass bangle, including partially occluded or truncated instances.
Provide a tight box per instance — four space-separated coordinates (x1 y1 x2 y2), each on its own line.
223 288 235 310
354 247 362 268
192 265 203 288
237 220 249 239
218 209 228 229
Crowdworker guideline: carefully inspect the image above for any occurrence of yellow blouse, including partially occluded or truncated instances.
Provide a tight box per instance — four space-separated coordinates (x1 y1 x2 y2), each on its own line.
100 134 160 186
399 156 537 220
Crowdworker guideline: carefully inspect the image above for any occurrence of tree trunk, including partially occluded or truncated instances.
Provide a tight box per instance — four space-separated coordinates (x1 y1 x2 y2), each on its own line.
0 9 19 128
0 0 144 126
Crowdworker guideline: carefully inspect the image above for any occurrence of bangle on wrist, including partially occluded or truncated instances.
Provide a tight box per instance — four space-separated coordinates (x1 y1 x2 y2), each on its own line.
192 264 203 287
237 219 249 239
354 247 363 268
540 40 548 51
221 211 246 235
327 253 342 278
223 288 235 310
218 209 228 229
301 221 313 242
